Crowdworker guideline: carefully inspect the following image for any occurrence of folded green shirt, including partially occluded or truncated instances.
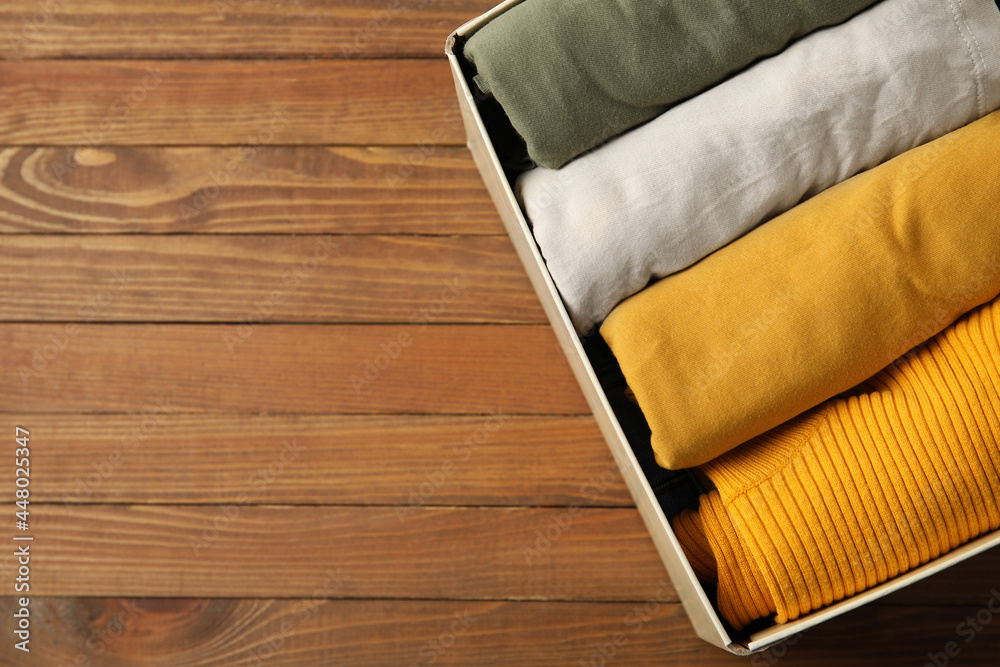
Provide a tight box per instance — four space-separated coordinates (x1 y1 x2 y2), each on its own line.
464 0 881 169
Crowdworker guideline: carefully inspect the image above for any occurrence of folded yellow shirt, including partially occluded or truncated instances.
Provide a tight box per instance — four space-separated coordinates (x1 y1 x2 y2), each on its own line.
601 110 1000 470
673 296 1000 629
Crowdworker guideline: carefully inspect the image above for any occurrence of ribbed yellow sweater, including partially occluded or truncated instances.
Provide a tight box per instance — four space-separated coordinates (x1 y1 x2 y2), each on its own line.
602 110 1000 470
674 297 1000 630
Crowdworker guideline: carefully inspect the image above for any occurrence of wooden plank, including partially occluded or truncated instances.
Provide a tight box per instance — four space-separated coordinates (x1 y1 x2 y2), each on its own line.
0 505 670 600
0 411 993 605
880 546 1000 607
0 60 463 145
3 598 999 666
1 324 589 414
0 146 502 235
0 599 703 666
0 414 631 506
1 0 494 60
0 235 545 323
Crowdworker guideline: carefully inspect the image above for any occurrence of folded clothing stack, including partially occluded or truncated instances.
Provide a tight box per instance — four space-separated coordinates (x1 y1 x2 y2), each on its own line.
465 0 880 169
602 110 1000 470
674 296 1000 629
516 0 1000 335
463 0 1000 631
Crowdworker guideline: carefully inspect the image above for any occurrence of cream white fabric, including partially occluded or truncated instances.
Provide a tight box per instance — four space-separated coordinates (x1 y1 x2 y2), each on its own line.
517 0 1000 335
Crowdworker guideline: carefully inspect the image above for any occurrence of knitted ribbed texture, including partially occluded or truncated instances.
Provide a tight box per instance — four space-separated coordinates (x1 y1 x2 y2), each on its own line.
673 298 1000 629
672 508 717 583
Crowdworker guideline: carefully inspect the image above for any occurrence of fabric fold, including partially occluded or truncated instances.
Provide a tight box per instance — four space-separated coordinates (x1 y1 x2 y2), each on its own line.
602 108 1000 470
464 0 881 169
519 0 1000 334
673 297 1000 629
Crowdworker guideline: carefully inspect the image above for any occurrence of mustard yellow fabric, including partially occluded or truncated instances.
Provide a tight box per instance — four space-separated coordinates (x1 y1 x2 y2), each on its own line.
673 297 1000 629
601 110 1000 470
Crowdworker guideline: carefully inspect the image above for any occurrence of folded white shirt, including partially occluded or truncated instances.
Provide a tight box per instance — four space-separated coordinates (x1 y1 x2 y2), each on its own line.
517 0 1000 335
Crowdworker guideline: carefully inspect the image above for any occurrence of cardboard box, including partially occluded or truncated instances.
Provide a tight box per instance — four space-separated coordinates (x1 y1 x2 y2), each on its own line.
445 1 1000 653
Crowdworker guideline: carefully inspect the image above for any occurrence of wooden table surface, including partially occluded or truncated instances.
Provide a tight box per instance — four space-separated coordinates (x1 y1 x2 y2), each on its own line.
1 2 999 665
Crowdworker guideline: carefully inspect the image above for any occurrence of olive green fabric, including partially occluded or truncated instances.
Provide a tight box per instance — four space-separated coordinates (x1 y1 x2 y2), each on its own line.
463 0 882 169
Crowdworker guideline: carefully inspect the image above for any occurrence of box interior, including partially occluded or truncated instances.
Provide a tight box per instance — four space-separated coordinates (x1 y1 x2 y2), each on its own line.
445 3 1000 654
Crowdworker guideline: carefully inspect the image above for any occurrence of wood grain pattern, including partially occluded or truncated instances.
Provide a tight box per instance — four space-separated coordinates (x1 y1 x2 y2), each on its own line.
0 414 631 506
0 146 502 234
1 324 589 414
877 545 1000 607
3 598 999 666
0 0 493 59
0 60 463 145
5 1 999 660
0 599 712 667
0 235 545 322
3 504 670 600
